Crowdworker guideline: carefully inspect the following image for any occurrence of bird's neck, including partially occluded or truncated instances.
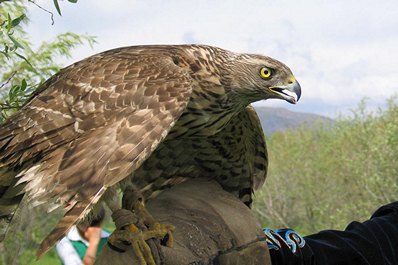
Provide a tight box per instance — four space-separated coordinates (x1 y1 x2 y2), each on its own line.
167 83 248 139
165 46 251 138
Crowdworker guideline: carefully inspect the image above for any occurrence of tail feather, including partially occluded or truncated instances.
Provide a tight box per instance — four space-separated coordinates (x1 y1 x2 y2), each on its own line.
36 201 88 257
37 186 107 257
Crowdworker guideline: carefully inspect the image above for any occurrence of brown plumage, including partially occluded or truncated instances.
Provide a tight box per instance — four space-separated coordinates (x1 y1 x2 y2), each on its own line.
0 44 301 256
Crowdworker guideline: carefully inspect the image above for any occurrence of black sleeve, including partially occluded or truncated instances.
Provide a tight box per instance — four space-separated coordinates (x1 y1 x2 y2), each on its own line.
265 201 398 265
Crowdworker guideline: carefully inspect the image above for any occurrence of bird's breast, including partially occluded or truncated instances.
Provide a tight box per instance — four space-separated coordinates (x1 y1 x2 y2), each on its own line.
167 102 238 138
166 80 244 138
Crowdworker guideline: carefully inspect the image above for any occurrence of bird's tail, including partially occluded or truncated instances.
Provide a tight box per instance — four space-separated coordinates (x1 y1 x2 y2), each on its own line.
37 186 107 257
36 200 90 257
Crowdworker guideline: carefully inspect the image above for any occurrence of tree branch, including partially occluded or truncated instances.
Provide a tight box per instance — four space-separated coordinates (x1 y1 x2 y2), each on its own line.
0 72 16 90
27 0 55 25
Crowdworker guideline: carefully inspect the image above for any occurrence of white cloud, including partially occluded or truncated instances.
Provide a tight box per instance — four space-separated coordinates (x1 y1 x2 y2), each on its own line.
26 0 398 117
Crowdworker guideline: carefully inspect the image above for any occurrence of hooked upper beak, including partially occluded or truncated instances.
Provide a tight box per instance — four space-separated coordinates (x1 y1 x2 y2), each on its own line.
269 80 302 104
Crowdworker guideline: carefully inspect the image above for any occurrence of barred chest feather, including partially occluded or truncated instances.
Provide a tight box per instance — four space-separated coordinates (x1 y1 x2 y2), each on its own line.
167 87 246 139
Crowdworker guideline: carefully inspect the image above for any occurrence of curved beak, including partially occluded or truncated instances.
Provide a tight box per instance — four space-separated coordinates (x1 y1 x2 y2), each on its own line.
270 80 302 104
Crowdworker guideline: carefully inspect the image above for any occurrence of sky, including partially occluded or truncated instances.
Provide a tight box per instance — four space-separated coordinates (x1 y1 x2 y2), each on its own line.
26 0 398 118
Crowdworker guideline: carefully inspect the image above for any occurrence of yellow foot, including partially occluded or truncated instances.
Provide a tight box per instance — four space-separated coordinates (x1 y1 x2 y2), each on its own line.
108 222 175 265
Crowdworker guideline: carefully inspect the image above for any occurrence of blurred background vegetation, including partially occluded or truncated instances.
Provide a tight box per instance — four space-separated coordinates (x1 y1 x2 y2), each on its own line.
1 1 397 265
253 97 398 236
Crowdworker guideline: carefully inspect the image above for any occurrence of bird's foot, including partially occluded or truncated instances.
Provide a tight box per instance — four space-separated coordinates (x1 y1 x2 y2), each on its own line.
108 222 175 265
109 208 175 265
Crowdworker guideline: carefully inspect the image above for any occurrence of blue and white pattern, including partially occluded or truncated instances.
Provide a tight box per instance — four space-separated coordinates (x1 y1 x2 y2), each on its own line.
263 228 306 254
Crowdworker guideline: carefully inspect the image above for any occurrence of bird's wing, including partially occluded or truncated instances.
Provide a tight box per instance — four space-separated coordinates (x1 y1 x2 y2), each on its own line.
241 106 268 192
0 49 193 256
135 105 268 207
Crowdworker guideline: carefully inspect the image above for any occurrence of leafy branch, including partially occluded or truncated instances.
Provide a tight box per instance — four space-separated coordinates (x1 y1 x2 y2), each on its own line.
0 0 95 122
53 0 79 16
28 0 55 25
0 12 30 62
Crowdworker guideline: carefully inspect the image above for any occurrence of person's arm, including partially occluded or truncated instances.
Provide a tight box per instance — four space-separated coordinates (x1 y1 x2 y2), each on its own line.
56 238 83 265
265 201 398 265
82 226 102 265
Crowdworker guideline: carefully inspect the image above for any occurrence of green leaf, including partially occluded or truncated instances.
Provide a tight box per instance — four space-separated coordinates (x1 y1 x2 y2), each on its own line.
15 52 34 68
20 79 27 91
7 13 11 30
11 14 26 28
53 0 62 16
8 84 18 98
8 34 24 49
67 0 78 3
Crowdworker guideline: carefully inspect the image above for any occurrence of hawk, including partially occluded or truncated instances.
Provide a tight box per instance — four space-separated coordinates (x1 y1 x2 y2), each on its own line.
0 45 300 261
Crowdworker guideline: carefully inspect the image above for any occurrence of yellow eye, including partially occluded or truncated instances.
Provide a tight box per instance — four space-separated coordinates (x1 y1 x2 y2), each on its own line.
260 67 272 79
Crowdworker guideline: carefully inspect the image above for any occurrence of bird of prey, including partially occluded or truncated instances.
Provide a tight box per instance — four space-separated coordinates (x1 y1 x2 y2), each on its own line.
0 45 300 263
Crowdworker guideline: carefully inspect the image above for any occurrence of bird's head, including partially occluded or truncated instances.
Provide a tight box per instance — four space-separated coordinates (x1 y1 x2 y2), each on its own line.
228 53 301 104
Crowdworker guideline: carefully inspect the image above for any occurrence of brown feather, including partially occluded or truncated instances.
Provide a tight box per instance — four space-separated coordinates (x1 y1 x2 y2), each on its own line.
0 47 193 253
0 44 298 255
133 105 268 206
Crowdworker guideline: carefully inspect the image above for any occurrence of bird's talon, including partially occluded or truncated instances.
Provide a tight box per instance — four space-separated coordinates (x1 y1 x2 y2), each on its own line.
108 222 174 265
161 231 174 247
126 223 140 233
108 230 133 252
166 231 174 247
146 222 175 247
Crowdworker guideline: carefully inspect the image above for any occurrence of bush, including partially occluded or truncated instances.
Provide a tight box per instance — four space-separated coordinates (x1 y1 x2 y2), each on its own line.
253 97 398 235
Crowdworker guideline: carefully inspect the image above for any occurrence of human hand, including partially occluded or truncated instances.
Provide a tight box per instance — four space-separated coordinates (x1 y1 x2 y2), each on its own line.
84 226 102 245
83 226 102 265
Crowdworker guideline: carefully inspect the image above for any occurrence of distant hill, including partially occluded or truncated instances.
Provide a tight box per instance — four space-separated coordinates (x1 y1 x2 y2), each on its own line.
253 106 334 136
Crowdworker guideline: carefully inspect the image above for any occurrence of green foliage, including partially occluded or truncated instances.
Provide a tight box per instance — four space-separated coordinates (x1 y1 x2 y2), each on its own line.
0 202 64 265
0 0 96 122
253 97 398 235
0 1 96 264
53 0 78 16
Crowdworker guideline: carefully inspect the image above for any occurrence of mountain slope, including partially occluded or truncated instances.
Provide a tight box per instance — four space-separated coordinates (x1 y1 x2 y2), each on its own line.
253 107 334 136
